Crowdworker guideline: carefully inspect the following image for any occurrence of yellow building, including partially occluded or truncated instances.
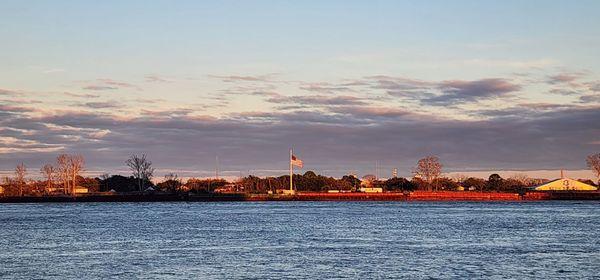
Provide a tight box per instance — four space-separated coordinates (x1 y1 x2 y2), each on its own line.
534 177 597 191
358 187 383 193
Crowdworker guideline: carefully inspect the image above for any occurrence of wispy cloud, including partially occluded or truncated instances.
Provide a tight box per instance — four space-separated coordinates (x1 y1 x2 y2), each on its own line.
208 74 277 83
82 78 140 91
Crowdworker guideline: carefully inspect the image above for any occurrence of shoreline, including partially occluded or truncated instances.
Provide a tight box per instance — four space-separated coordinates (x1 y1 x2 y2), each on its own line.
1 191 600 203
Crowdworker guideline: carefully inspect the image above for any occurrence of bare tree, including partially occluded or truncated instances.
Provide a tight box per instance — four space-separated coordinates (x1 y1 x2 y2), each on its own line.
413 156 442 191
2 176 16 196
161 173 182 193
56 154 85 195
510 173 531 186
587 153 600 183
40 164 55 195
126 154 155 191
68 155 85 195
15 163 27 196
56 154 71 195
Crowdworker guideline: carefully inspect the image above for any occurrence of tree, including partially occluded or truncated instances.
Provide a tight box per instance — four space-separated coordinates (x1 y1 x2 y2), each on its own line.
462 177 486 191
77 176 100 192
40 164 55 195
340 175 361 190
509 173 531 186
68 154 85 195
487 174 503 192
158 173 182 193
433 177 460 191
587 153 600 184
413 156 442 190
2 176 18 196
126 154 155 191
15 163 26 196
384 177 415 192
56 154 70 194
56 154 85 195
98 175 143 192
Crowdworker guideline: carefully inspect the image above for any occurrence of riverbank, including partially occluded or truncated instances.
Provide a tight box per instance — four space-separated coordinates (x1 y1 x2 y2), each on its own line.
1 191 600 203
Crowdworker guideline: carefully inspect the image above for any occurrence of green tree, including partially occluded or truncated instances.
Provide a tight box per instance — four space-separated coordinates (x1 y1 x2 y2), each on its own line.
487 174 503 192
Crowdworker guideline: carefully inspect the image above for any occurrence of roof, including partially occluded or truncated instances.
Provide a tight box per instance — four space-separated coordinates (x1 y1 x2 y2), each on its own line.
533 177 597 191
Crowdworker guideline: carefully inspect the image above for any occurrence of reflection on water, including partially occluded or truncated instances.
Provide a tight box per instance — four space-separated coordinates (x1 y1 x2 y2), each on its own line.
1 201 599 279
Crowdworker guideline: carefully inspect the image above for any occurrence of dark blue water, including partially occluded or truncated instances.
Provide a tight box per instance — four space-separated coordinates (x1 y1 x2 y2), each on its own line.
0 201 599 279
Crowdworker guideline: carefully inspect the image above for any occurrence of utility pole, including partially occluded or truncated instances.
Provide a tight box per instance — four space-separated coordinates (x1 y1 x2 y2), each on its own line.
290 148 293 191
215 155 219 180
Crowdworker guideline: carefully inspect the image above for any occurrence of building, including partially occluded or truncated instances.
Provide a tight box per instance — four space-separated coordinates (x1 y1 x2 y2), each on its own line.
533 177 597 191
358 187 383 193
0 186 4 195
74 186 89 194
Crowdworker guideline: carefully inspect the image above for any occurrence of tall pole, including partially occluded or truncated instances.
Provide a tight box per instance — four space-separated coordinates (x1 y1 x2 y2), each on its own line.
216 155 219 180
290 148 293 191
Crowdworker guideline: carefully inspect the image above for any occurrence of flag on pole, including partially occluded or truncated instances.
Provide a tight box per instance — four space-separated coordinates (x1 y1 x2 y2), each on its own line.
291 154 303 168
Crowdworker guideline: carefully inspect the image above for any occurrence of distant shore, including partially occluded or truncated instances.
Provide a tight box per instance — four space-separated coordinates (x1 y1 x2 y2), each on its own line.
2 191 600 203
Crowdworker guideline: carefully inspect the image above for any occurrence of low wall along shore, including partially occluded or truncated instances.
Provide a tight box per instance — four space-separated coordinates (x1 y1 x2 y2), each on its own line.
1 191 600 203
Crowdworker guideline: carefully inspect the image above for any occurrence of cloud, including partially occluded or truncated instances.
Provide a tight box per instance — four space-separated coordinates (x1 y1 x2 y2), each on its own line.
362 76 523 105
82 79 139 91
80 101 124 109
2 71 599 176
547 73 584 85
0 88 24 96
266 95 367 106
423 78 521 105
580 94 600 103
42 68 66 74
330 106 418 120
299 82 356 93
145 75 173 83
208 74 275 82
63 92 101 98
2 100 598 177
586 81 600 92
83 85 118 91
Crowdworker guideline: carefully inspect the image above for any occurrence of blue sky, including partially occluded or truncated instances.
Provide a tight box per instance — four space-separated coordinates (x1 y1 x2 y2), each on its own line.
1 1 599 179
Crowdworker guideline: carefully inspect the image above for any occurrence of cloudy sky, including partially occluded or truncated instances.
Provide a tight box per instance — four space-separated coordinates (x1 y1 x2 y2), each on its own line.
1 1 599 179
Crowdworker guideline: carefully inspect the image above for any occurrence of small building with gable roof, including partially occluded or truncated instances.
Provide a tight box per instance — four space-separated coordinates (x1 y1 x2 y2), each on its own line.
533 171 597 191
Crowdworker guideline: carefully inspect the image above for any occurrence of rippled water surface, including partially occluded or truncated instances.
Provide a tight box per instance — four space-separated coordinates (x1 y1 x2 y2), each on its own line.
1 201 599 279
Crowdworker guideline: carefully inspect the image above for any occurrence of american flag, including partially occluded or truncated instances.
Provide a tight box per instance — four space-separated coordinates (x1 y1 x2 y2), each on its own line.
291 154 303 168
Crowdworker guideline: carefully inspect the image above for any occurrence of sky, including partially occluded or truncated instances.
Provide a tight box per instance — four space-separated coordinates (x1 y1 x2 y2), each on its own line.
1 0 599 180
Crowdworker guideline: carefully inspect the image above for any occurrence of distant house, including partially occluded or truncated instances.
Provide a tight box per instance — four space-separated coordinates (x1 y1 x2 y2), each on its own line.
275 189 296 195
0 186 4 195
74 186 89 194
533 177 597 191
49 186 89 194
358 187 383 193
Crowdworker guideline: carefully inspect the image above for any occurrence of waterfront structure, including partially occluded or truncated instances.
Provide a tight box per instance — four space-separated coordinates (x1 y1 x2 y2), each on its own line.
74 186 89 194
358 187 383 193
0 186 4 195
533 177 597 191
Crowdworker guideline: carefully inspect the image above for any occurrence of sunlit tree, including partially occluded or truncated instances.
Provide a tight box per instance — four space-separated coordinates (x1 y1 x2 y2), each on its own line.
40 164 55 195
15 163 27 196
413 156 442 191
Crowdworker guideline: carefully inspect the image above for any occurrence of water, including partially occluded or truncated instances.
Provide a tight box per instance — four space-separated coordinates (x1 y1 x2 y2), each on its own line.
0 201 599 279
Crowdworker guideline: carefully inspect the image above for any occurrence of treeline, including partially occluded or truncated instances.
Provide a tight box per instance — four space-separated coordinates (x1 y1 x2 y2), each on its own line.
235 171 585 193
2 153 599 196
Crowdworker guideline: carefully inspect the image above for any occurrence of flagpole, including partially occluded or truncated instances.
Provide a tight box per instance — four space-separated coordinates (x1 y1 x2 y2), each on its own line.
290 148 293 191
